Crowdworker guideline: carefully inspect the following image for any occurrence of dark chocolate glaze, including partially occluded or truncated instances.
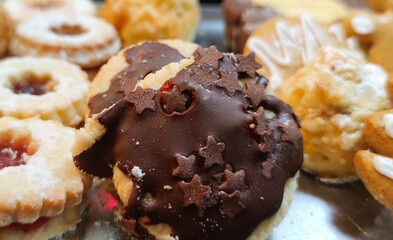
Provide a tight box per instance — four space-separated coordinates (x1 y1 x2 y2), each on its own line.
75 43 303 240
88 42 185 115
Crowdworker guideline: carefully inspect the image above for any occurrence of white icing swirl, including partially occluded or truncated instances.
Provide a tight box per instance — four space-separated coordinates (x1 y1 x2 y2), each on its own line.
383 114 393 139
246 15 343 91
373 155 393 180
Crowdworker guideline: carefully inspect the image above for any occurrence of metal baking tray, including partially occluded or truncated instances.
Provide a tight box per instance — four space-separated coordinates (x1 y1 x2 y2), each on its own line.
52 4 393 240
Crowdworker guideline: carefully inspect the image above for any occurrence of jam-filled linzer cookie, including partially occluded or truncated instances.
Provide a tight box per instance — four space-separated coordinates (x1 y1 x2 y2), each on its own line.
278 48 392 183
73 40 303 240
9 14 121 68
0 117 91 240
3 0 97 24
0 57 90 127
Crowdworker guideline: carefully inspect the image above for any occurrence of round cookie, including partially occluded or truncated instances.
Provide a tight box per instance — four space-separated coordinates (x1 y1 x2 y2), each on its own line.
243 16 361 92
277 47 392 183
344 10 393 75
354 151 393 211
99 0 200 46
74 40 303 240
363 109 393 158
0 117 90 239
3 0 97 24
9 15 121 68
0 57 90 127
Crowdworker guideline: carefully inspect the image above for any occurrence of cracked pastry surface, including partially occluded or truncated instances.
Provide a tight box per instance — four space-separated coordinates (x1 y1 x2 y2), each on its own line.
277 47 392 183
0 57 90 127
99 0 200 46
74 40 303 240
0 117 90 233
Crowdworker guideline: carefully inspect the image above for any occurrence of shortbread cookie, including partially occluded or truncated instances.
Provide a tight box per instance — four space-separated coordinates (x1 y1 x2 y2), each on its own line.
0 57 90 127
99 0 200 46
363 109 393 158
344 10 393 75
354 151 393 211
74 40 303 240
0 117 90 236
277 47 392 183
3 0 97 24
243 16 361 91
9 15 121 68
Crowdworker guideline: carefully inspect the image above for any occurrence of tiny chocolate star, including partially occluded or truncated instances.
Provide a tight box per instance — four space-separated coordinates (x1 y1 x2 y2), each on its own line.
190 64 218 89
219 169 247 193
278 123 292 141
216 71 242 96
173 154 198 181
235 52 262 78
219 190 246 219
179 175 211 216
245 82 268 108
199 136 226 168
261 159 276 180
193 46 225 68
125 86 156 114
254 107 269 136
161 85 189 113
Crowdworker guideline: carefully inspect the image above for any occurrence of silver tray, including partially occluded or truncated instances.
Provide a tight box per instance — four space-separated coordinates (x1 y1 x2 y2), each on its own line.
52 5 393 240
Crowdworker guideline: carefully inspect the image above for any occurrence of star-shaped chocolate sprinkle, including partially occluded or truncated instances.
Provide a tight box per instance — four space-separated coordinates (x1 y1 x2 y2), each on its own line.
161 85 189 113
219 190 246 219
193 46 225 68
125 86 156 114
219 169 247 193
261 159 276 180
179 175 211 216
245 82 268 108
216 71 242 96
199 136 226 168
278 123 291 141
189 64 218 89
235 52 262 78
254 107 269 136
173 154 198 181
260 128 275 153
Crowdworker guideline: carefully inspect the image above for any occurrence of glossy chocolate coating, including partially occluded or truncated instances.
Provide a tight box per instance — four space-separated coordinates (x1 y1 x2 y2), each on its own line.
75 42 303 240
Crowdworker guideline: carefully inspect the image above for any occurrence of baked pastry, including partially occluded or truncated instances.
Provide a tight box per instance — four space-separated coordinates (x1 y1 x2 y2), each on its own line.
0 57 90 127
243 16 361 92
366 0 393 11
9 14 121 68
344 10 393 76
74 40 303 240
99 0 200 46
354 151 393 211
0 117 90 239
3 0 97 24
221 0 349 53
277 47 392 183
364 109 393 158
0 2 10 58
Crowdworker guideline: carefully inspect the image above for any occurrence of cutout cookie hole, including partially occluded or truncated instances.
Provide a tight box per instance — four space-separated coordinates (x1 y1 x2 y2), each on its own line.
0 133 36 171
10 72 56 96
51 24 87 36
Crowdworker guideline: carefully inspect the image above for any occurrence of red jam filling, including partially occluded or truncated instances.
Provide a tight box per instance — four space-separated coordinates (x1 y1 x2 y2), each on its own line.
0 137 35 171
51 24 87 35
12 73 53 96
1 217 51 233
